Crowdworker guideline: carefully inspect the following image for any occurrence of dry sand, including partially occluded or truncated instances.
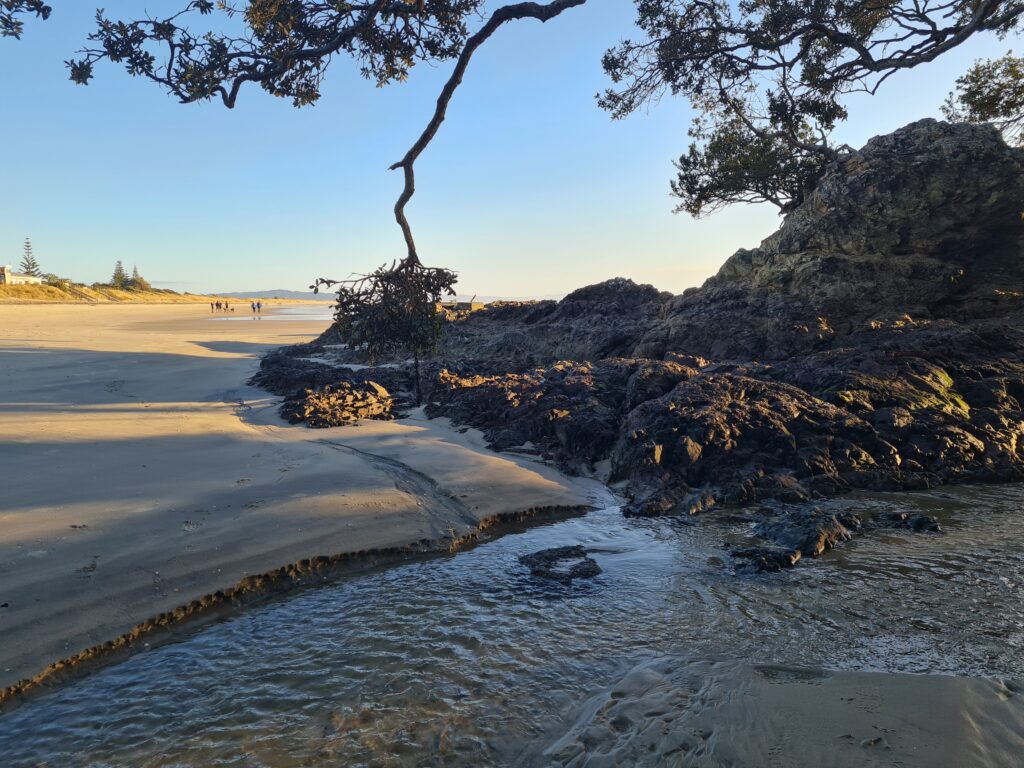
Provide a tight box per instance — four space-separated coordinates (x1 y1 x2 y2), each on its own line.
0 304 600 692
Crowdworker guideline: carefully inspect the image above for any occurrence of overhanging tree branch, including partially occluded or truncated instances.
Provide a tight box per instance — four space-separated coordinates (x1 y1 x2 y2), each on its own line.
388 0 588 264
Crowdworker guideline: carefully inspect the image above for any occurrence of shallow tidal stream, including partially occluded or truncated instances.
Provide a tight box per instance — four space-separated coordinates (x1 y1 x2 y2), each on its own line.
3 485 1024 767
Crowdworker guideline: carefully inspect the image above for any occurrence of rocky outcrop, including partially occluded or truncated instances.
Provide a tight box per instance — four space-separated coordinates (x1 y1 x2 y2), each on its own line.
424 120 1023 365
279 381 393 428
257 120 1024 569
434 278 672 368
728 504 942 572
635 119 1024 360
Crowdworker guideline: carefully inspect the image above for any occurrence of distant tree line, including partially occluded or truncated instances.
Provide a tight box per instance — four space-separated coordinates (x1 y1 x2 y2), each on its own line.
8 238 158 292
107 260 151 291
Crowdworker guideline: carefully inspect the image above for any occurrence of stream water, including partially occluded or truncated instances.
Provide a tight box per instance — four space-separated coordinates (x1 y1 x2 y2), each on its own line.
2 484 1023 766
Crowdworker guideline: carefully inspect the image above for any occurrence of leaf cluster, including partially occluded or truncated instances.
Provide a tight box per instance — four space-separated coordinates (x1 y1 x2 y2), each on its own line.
66 0 484 107
673 112 826 216
0 0 50 39
603 0 1024 213
313 257 457 363
943 51 1024 144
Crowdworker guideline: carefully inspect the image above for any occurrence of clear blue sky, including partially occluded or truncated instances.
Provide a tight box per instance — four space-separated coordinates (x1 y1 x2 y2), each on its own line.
0 2 1009 296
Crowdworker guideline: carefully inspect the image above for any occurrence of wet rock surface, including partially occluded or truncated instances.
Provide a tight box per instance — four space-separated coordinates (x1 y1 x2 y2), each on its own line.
518 545 602 583
728 504 944 572
255 120 1024 566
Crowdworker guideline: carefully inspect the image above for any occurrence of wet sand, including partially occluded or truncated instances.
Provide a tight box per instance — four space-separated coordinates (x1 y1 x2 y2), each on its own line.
0 304 597 692
542 658 1024 767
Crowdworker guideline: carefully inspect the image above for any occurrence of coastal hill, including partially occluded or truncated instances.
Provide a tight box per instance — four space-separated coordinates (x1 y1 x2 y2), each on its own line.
0 283 214 303
259 119 1024 568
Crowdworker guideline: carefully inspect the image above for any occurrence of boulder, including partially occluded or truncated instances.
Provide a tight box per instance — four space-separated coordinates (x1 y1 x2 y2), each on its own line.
518 546 602 583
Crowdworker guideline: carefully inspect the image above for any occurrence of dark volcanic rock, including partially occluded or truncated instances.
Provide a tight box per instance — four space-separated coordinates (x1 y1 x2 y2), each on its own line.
754 508 861 558
518 546 602 583
435 278 672 368
729 546 803 573
250 348 350 396
280 381 393 428
877 511 943 533
635 119 1024 361
422 121 1024 530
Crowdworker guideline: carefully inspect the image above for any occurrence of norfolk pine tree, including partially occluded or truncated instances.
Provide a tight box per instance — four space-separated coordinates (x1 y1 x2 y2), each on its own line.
20 237 41 277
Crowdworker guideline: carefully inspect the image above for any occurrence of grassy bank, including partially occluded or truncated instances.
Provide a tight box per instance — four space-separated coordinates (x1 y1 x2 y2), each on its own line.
0 284 310 304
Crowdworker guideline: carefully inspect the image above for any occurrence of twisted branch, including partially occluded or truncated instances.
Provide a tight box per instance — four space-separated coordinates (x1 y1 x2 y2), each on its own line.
389 0 588 264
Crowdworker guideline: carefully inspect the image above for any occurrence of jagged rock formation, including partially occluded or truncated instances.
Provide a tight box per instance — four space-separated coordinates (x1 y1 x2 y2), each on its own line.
635 118 1024 360
257 120 1024 568
435 280 673 368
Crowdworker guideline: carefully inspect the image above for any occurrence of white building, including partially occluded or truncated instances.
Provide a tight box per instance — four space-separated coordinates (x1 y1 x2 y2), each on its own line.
0 265 42 285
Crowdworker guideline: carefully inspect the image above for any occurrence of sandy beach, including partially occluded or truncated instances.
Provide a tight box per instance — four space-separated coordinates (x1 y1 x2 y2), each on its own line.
0 304 598 693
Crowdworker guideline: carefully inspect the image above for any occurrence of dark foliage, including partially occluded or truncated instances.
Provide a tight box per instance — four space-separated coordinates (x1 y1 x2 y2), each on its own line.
0 0 50 39
110 260 128 289
19 237 41 277
944 51 1024 144
602 1 1024 212
65 1 485 107
313 257 458 402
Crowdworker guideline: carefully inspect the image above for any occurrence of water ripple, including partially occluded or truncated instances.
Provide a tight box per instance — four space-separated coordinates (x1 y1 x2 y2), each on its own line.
2 484 1023 766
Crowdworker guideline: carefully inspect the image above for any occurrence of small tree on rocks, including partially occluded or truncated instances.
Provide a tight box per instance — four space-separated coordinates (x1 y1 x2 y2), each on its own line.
313 259 458 406
20 237 41 277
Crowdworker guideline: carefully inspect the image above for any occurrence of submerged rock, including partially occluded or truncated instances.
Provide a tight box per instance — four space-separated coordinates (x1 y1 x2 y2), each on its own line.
518 546 602 583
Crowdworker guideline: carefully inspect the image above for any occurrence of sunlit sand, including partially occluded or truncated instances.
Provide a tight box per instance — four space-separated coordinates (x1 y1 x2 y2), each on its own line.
0 304 595 690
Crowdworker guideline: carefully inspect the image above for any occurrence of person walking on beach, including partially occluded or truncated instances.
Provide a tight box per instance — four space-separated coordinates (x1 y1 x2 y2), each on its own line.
256 300 262 315
210 302 214 312
251 301 256 316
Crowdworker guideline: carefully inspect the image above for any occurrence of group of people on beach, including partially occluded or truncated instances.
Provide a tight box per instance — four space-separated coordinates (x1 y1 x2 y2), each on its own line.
209 299 263 316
